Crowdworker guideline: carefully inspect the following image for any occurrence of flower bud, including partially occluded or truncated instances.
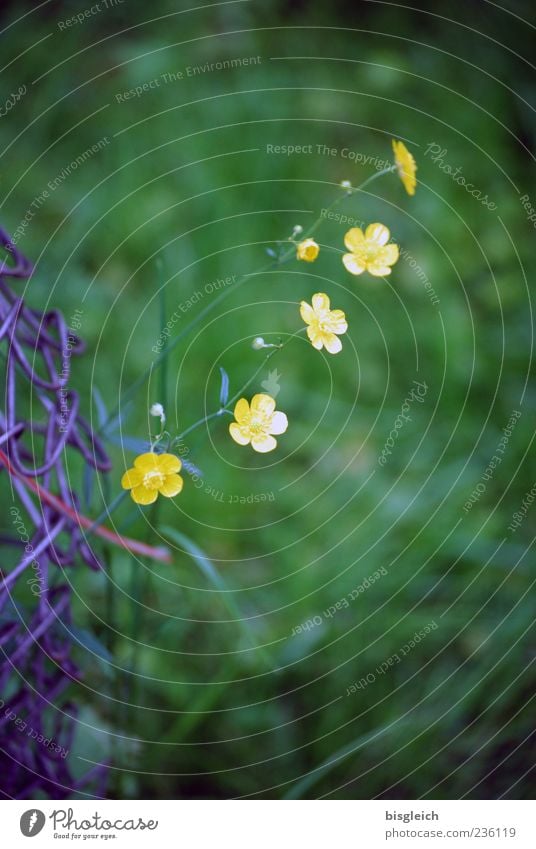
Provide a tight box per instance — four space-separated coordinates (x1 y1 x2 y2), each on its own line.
252 337 266 350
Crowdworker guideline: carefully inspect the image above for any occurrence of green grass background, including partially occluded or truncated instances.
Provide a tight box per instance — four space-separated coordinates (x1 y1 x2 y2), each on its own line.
1 0 535 799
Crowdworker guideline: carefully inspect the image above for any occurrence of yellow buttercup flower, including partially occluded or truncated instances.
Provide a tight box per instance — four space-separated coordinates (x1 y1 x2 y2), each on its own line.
229 393 288 453
342 224 399 277
300 292 348 354
392 139 417 196
296 238 319 262
121 452 183 505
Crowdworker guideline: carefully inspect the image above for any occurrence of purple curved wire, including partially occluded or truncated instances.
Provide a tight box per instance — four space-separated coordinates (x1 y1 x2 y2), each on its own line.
0 228 111 799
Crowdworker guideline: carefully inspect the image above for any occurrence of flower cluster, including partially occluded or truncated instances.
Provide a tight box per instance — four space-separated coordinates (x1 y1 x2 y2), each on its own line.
0 228 110 798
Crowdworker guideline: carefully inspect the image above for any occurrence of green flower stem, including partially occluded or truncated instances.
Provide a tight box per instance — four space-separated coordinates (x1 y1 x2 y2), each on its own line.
175 407 233 443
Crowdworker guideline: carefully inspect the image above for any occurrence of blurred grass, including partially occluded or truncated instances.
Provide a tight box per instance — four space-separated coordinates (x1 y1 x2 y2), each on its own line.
1 0 535 799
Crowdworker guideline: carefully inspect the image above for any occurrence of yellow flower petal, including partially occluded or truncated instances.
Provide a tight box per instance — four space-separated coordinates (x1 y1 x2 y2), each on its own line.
229 422 251 445
342 253 366 275
157 454 182 474
250 394 276 416
312 292 330 312
365 223 390 246
131 485 158 505
133 452 159 472
323 332 343 354
380 243 399 265
344 228 365 252
307 326 324 349
367 245 399 276
233 398 250 424
269 411 288 435
121 468 142 490
300 300 315 324
158 473 184 498
251 433 277 453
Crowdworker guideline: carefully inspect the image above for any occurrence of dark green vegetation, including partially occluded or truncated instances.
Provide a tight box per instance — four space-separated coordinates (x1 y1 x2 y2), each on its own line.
1 0 534 798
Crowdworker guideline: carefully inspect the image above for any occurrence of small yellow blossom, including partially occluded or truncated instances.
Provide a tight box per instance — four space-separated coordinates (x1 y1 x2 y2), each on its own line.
392 139 417 196
296 238 319 262
300 293 348 354
121 452 183 505
229 394 288 453
342 223 399 277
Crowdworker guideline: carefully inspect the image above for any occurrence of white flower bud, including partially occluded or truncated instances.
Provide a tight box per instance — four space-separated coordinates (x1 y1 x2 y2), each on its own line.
150 403 166 424
292 225 303 236
252 337 266 350
340 180 352 190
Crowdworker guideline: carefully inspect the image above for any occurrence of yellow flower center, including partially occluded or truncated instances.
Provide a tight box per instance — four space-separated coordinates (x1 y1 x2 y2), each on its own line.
143 469 165 490
365 243 380 262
